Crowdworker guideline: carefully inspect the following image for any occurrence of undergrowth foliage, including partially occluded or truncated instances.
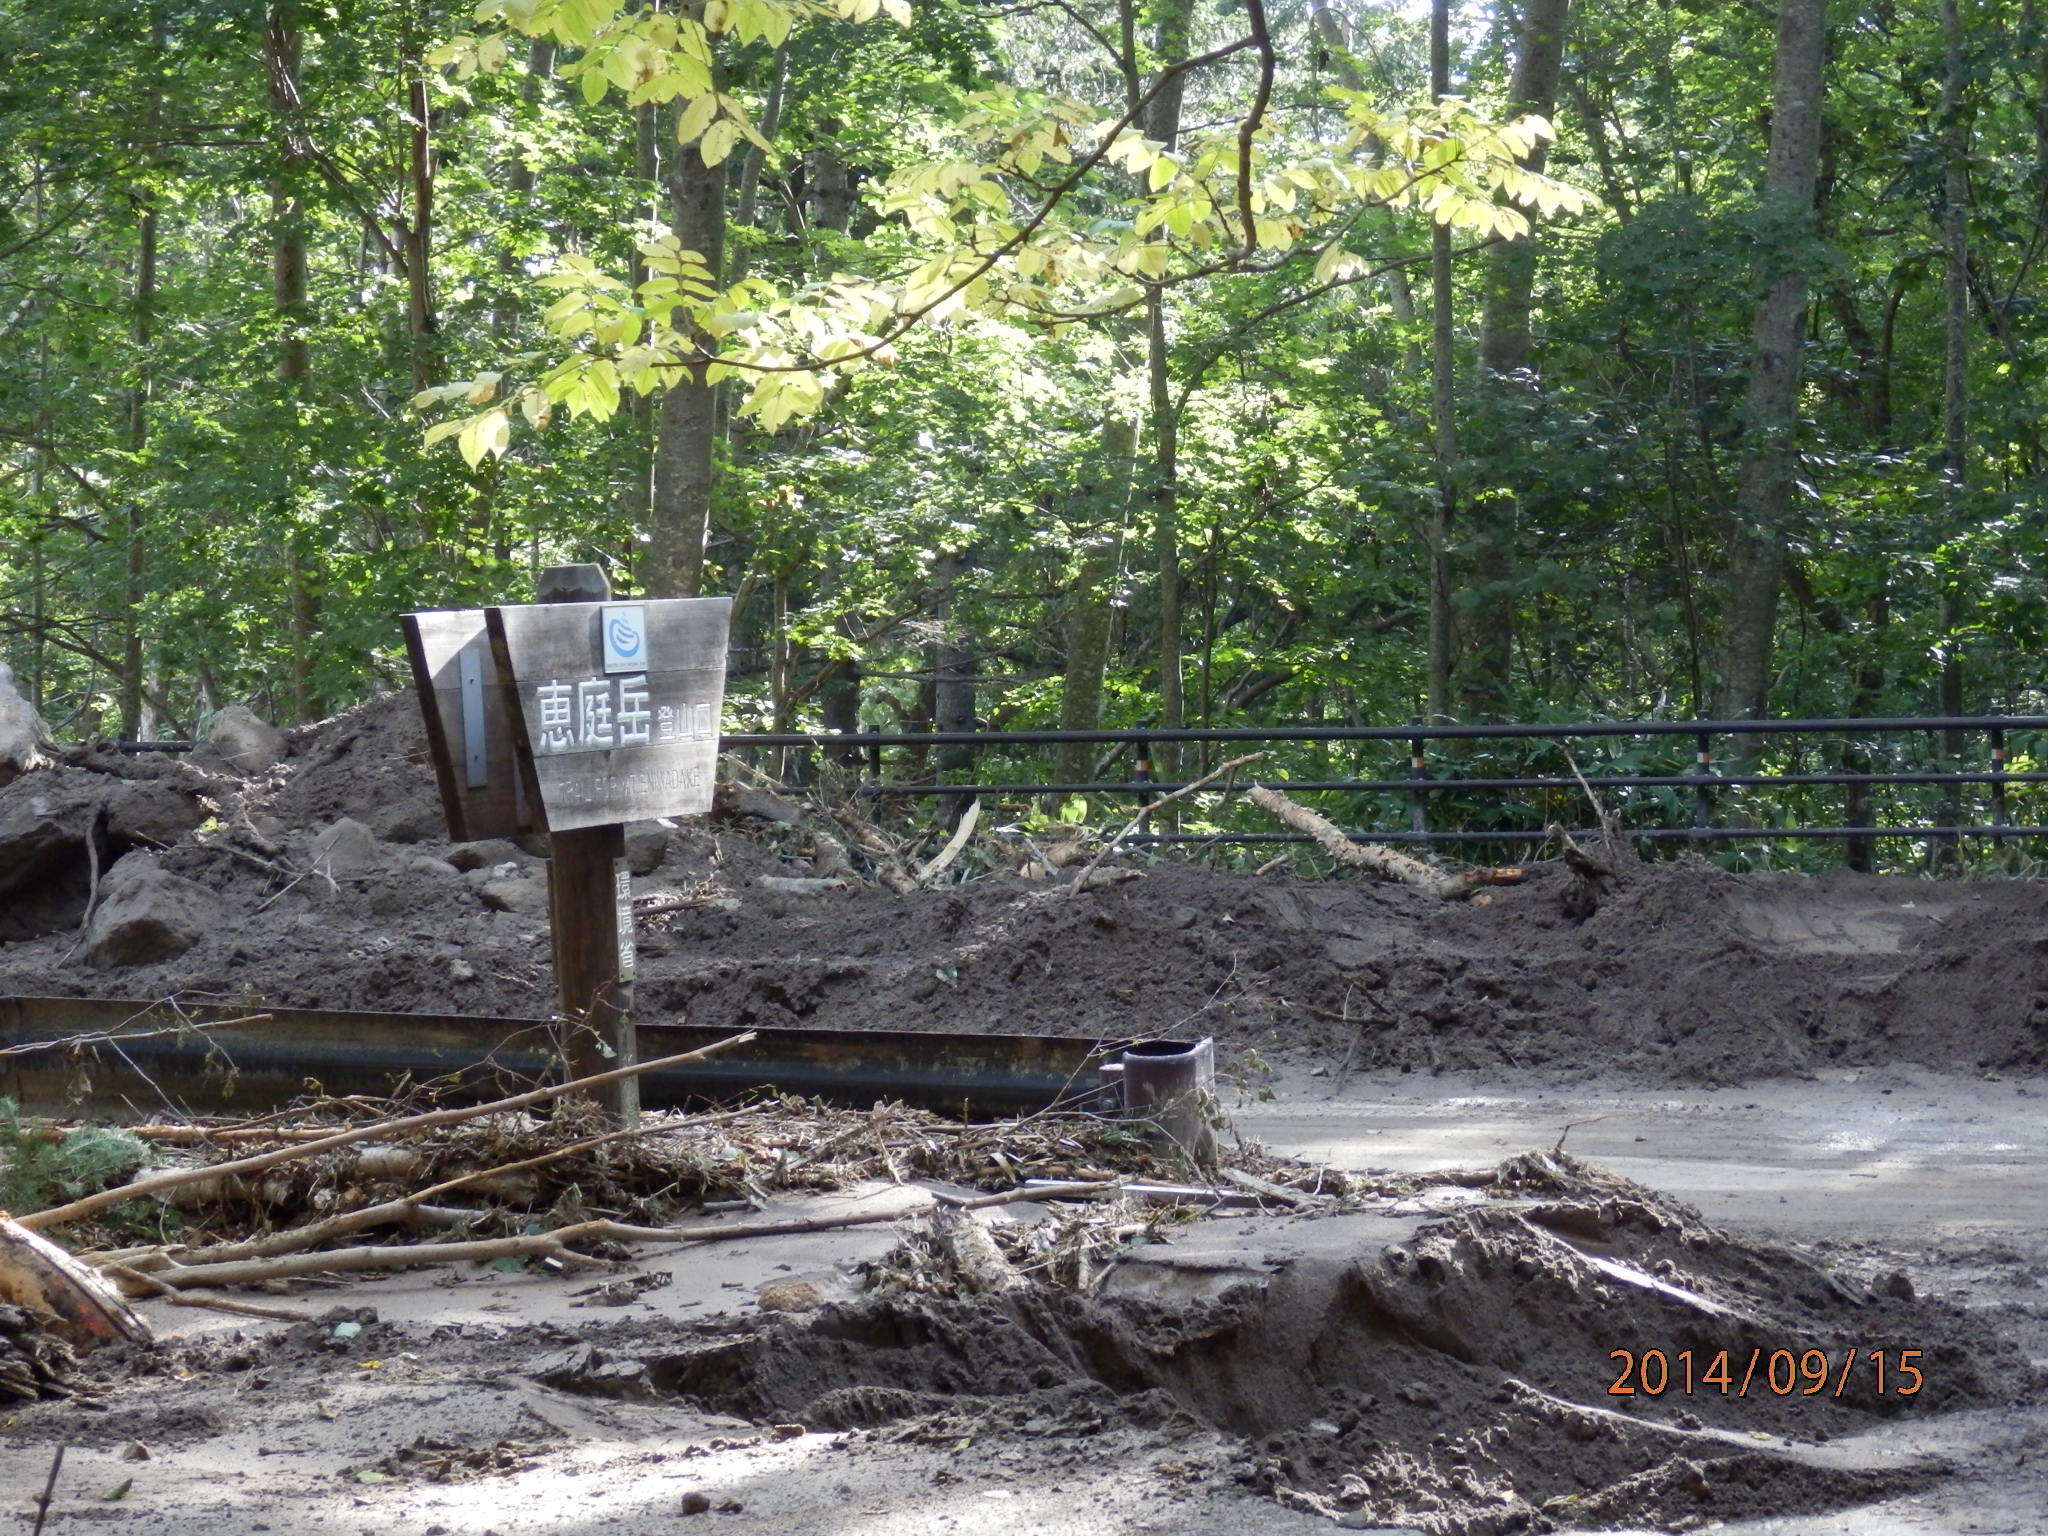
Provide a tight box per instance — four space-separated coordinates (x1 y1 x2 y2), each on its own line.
0 1099 151 1215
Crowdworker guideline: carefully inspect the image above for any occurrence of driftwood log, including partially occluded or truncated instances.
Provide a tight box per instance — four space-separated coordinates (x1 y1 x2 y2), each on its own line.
1246 784 1523 899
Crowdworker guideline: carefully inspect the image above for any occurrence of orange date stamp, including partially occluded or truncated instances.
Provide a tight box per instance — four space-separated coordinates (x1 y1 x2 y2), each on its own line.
1607 1347 1926 1398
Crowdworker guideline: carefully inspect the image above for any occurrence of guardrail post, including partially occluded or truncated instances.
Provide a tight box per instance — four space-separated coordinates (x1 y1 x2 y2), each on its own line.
1936 719 1965 875
1991 718 2008 852
1408 719 1428 837
1692 732 1716 841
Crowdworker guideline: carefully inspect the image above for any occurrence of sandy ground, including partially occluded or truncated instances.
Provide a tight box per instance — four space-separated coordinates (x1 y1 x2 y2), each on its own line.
5 1067 2044 1536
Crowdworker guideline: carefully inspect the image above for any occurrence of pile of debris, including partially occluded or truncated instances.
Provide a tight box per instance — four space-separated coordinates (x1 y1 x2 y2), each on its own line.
0 1302 75 1405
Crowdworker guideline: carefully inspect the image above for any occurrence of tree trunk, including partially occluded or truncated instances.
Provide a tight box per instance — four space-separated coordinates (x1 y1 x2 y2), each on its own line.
1425 0 1456 724
267 4 320 723
1145 0 1195 775
401 3 438 398
1059 417 1134 784
1458 0 1572 720
622 98 658 575
933 550 977 776
650 93 727 598
119 25 164 740
1935 0 1970 869
1714 0 1827 720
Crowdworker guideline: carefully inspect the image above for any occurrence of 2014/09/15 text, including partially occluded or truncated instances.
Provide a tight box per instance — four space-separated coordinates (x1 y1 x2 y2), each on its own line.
1607 1347 1925 1398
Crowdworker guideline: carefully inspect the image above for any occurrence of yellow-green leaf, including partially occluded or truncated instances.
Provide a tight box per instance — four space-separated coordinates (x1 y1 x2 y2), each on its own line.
457 409 511 468
701 118 741 167
675 93 717 146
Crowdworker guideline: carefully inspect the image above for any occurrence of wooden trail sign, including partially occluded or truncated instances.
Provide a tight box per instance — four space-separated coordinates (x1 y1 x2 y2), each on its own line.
486 596 731 832
404 572 731 1122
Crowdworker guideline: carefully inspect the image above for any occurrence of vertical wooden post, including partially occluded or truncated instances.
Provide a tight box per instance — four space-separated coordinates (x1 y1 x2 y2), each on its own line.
537 563 638 1122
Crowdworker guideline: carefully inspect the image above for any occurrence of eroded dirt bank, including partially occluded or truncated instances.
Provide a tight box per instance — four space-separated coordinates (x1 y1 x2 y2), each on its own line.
2 693 2044 1085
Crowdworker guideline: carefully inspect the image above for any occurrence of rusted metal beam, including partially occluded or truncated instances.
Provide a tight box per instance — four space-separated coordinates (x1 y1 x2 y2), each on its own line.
0 997 1124 1120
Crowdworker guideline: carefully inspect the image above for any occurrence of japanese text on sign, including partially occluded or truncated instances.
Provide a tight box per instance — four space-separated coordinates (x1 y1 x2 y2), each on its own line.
531 675 717 755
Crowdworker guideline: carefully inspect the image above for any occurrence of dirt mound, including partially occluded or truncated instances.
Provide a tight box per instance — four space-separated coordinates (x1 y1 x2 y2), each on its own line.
530 1161 2034 1533
272 690 444 844
2 691 2046 1085
636 857 2048 1083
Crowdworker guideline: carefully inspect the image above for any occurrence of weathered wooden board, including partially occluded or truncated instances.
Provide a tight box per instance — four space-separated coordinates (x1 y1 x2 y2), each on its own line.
486 597 731 833
401 609 532 842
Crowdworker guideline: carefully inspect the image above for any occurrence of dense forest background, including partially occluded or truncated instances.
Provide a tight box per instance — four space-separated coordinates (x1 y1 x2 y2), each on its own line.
2 0 2045 847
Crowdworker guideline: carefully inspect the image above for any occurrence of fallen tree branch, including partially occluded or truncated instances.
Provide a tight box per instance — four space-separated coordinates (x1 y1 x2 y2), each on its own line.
927 1204 1025 1294
143 1230 613 1290
0 1013 273 1060
18 1032 758 1233
1246 784 1523 899
715 756 855 879
103 1203 475 1281
1066 753 1266 897
141 1183 1129 1291
100 1264 317 1323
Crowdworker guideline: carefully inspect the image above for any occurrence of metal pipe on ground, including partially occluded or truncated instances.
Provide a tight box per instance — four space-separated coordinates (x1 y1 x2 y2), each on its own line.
1111 1037 1219 1171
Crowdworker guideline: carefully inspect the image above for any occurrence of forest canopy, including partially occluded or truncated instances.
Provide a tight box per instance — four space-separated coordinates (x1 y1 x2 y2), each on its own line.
1 0 2041 778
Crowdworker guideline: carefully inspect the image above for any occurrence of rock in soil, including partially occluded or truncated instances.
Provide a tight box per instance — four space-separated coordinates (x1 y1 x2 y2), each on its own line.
201 704 286 776
85 850 222 969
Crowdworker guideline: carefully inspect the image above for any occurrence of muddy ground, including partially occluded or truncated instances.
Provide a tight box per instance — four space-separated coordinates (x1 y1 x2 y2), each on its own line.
5 1155 2042 1536
3 695 2047 1532
1 692 2044 1086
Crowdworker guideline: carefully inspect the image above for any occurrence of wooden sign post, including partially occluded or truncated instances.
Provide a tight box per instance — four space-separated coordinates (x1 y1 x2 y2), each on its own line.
405 566 731 1122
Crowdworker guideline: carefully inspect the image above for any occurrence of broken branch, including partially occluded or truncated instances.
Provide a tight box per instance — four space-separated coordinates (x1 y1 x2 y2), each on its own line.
1067 753 1266 897
1246 784 1522 899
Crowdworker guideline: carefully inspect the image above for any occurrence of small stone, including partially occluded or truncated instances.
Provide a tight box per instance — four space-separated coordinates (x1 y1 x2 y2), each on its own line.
309 818 385 878
768 1424 805 1441
446 839 520 873
478 875 547 916
757 1280 823 1313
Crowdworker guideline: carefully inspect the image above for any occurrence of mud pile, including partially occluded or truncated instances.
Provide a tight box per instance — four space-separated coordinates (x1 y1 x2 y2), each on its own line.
1 692 2045 1084
529 1158 2036 1533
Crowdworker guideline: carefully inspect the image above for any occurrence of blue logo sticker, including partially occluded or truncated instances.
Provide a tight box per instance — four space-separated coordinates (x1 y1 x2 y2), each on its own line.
601 604 649 673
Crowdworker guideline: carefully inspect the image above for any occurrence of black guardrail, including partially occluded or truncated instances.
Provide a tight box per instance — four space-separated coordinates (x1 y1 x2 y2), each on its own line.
111 715 2048 856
